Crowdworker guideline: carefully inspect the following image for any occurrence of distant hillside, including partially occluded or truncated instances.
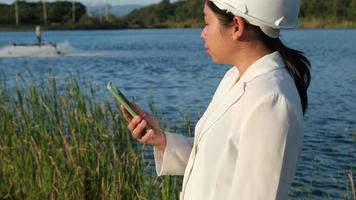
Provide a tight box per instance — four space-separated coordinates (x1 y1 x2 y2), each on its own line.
0 1 86 25
124 0 204 28
124 0 356 28
88 4 142 17
1 0 356 30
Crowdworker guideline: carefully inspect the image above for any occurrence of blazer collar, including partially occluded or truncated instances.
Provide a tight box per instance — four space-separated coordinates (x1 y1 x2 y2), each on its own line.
239 51 285 83
196 51 285 142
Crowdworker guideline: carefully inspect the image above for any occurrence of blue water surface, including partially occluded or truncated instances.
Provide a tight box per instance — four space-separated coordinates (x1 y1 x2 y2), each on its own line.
0 29 355 199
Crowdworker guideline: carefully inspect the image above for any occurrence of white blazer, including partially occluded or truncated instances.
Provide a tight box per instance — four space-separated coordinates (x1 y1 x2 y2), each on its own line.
154 52 304 200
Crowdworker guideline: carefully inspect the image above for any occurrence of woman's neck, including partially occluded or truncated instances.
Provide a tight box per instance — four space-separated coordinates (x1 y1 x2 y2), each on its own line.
232 42 273 77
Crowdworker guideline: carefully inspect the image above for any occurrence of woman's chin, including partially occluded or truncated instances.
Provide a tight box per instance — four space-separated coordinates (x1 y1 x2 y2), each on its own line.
211 57 224 64
208 53 226 64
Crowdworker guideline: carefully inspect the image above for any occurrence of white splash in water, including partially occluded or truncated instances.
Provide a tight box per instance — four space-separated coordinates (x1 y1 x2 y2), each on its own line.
0 41 105 57
56 41 80 55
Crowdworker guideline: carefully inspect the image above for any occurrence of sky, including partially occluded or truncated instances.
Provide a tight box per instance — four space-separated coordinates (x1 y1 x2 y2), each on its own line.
0 0 164 6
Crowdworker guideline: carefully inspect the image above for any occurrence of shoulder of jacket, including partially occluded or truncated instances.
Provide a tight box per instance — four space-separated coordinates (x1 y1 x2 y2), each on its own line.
242 69 302 111
244 68 295 97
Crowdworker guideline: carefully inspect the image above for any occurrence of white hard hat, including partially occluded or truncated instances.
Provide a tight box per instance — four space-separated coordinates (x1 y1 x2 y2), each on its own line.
209 0 300 38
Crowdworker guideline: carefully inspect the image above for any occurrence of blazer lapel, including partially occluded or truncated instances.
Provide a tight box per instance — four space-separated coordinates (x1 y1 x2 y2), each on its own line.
195 51 285 143
197 80 246 142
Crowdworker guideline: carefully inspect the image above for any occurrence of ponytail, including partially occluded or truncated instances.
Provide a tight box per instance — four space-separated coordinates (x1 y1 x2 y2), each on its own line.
259 32 311 114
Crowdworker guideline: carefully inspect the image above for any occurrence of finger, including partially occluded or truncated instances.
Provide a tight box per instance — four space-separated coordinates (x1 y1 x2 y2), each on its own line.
140 129 154 144
120 105 133 121
131 103 147 118
128 116 142 132
132 119 147 139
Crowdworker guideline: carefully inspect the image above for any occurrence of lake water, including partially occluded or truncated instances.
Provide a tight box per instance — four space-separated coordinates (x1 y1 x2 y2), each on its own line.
0 29 355 199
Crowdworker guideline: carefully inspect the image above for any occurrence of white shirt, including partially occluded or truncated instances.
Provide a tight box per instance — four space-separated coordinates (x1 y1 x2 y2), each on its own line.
36 26 41 37
154 52 304 200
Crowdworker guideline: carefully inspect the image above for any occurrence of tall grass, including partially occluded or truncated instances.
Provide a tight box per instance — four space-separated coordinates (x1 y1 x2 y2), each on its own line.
0 76 182 199
0 75 354 199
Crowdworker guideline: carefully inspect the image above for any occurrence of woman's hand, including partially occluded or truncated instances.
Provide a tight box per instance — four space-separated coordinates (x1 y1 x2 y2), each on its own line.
120 104 166 151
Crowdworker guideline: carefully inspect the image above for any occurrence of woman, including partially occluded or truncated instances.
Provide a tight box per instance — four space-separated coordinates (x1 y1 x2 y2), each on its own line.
121 0 311 199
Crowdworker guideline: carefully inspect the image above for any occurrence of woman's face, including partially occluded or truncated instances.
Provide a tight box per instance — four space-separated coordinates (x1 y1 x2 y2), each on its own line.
201 3 233 64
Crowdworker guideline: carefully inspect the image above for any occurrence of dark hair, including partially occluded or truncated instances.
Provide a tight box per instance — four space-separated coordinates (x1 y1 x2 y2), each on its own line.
207 1 311 114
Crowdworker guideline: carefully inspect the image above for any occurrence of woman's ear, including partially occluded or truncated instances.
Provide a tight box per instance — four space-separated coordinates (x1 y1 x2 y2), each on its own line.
231 16 246 40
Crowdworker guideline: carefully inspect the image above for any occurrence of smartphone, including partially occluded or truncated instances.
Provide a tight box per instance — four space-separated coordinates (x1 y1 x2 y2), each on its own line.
107 82 138 117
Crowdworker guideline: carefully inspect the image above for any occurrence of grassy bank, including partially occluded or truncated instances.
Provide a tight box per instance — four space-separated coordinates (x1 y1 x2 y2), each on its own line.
0 75 355 199
2 18 356 32
300 18 356 28
0 76 182 199
0 23 127 32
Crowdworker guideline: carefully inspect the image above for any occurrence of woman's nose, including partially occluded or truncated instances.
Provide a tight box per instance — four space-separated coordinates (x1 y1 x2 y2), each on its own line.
200 27 206 40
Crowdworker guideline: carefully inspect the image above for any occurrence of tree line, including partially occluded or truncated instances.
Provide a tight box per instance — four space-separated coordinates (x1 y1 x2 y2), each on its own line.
124 0 356 28
123 0 204 28
300 0 356 21
0 1 86 25
0 1 127 29
1 0 356 29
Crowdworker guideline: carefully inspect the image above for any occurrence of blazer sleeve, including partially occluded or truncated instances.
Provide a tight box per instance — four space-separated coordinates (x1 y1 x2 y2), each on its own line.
229 94 303 200
154 132 194 176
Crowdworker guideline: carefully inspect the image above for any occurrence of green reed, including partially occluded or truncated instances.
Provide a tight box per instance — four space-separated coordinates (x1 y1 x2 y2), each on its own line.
0 76 182 199
0 75 354 199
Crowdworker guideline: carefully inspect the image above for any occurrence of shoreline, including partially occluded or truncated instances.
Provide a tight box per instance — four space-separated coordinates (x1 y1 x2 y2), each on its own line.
1 27 356 32
1 20 356 32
